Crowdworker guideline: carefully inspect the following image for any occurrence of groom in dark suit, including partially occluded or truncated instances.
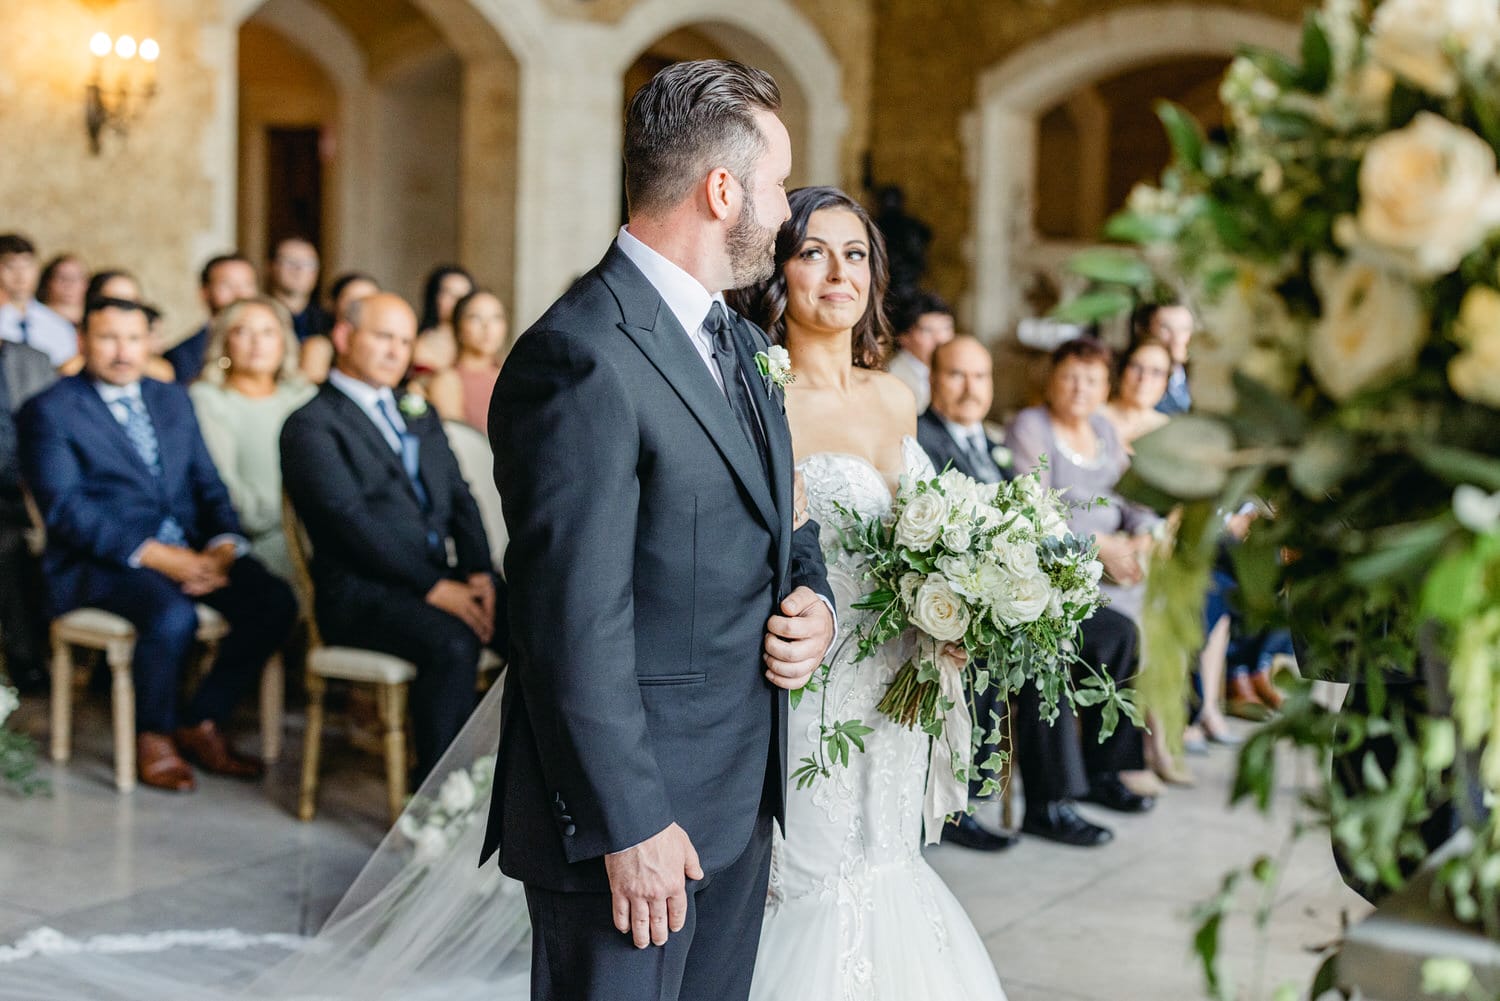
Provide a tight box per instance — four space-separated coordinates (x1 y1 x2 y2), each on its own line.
482 60 835 1001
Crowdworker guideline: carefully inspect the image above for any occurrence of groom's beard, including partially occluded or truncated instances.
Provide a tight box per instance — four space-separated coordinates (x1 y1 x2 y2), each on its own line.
726 187 778 289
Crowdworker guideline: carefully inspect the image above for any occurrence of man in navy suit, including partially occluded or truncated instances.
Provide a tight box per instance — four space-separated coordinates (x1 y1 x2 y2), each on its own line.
18 297 296 792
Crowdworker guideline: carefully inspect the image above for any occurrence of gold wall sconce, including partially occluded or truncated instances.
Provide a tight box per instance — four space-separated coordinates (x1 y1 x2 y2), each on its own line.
86 31 159 154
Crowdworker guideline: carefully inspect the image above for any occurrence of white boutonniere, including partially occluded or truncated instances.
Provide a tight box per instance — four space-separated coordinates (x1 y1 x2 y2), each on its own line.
754 345 796 391
990 444 1012 469
399 393 429 418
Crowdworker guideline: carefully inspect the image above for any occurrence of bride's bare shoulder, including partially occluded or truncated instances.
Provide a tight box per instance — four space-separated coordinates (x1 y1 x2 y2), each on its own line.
856 368 919 430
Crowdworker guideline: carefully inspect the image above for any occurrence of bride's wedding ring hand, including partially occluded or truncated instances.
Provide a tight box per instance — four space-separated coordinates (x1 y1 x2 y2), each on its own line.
604 822 704 949
764 587 835 691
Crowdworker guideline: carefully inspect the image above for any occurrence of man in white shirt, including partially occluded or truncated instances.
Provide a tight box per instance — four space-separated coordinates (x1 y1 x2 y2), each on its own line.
0 233 78 367
886 290 954 413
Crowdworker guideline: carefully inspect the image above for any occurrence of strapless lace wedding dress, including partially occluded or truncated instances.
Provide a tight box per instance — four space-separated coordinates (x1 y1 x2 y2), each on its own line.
747 438 1007 1001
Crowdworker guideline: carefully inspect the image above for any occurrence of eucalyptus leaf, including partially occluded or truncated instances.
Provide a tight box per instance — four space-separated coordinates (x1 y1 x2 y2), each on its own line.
1157 100 1206 171
1129 415 1239 499
1052 288 1136 324
1066 247 1153 287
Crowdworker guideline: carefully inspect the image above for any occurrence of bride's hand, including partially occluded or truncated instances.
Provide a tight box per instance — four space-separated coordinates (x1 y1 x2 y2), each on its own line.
940 643 968 669
793 471 810 529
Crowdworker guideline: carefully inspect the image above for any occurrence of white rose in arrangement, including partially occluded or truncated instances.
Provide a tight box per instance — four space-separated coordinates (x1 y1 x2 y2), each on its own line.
1454 484 1500 534
940 523 972 553
990 568 1053 628
945 560 1006 606
1038 505 1070 540
992 538 1041 576
1308 255 1428 401
909 576 971 643
894 490 949 550
413 826 451 864
1449 286 1500 408
1083 559 1105 586
438 768 477 814
0 686 18 728
1345 113 1500 277
398 814 423 840
1370 0 1500 97
899 571 924 606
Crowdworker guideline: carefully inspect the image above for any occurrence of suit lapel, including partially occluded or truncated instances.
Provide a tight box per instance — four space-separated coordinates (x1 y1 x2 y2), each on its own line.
726 313 792 552
602 251 779 534
324 385 425 510
70 378 158 488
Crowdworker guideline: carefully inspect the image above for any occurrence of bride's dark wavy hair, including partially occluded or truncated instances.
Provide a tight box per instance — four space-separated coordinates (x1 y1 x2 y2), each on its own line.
728 186 892 369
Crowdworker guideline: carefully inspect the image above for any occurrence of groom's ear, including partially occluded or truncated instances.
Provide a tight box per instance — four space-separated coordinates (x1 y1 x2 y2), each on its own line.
704 166 738 223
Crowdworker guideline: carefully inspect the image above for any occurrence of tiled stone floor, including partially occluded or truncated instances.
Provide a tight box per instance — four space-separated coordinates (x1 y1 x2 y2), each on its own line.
0 694 1367 1000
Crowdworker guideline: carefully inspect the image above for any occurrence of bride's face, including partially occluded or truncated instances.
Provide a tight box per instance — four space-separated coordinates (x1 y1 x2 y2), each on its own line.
782 208 871 336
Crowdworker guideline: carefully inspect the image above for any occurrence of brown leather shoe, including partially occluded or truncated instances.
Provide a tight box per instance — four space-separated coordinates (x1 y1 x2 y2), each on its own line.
137 733 196 793
173 720 265 780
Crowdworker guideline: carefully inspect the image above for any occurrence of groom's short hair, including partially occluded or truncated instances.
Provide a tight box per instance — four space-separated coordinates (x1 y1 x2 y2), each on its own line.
623 59 782 219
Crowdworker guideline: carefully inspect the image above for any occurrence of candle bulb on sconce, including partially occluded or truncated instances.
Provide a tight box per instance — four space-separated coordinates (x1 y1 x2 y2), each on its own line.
84 30 160 155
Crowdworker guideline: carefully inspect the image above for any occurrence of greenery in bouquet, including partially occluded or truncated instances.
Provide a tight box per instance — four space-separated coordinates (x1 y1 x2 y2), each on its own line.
0 685 45 797
790 465 1137 801
1055 0 1500 992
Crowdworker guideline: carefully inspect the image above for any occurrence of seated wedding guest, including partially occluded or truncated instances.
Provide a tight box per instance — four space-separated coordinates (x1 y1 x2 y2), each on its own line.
189 296 315 587
411 265 474 378
0 337 57 692
164 253 258 384
281 291 504 781
60 271 177 382
885 290 954 413
0 234 79 367
300 271 378 383
427 289 507 431
919 336 1114 847
18 297 297 792
38 253 88 328
1006 336 1161 814
268 236 328 343
1132 302 1195 415
1103 336 1173 447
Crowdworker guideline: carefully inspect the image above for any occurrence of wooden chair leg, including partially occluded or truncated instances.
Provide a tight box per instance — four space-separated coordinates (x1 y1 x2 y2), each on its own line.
49 634 73 764
298 674 327 821
260 654 284 765
107 640 136 793
378 682 409 825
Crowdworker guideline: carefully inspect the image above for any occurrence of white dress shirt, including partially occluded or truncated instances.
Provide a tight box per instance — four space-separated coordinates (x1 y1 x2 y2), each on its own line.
886 348 930 413
327 368 410 454
616 226 729 394
93 379 248 564
1 300 77 367
939 415 1003 482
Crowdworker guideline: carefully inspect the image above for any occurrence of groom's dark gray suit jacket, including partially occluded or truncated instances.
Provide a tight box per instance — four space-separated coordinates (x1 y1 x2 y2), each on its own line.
481 243 833 892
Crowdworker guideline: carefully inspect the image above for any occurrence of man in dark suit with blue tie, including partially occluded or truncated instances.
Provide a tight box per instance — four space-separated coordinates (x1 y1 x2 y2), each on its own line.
280 292 502 782
916 336 1113 848
18 297 297 792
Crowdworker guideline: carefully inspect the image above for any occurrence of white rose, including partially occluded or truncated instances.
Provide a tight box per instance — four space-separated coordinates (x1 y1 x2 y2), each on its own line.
1448 286 1500 407
991 538 1040 576
895 490 948 550
398 813 423 840
1370 0 1500 97
1346 113 1500 277
1083 559 1104 585
898 571 923 607
946 559 1006 605
1454 484 1500 533
766 345 793 380
1308 255 1428 401
941 523 972 553
1038 505 1070 540
0 686 17 728
413 826 450 864
438 768 477 814
909 576 971 643
989 569 1053 628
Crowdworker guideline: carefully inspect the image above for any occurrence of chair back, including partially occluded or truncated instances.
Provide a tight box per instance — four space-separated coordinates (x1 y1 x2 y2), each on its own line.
281 493 325 650
441 419 508 574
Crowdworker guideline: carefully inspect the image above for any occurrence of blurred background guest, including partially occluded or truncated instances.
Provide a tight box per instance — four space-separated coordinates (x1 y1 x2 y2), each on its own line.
165 253 259 384
300 271 379 384
411 264 474 378
0 335 57 692
1007 336 1161 811
189 295 315 588
1104 336 1172 448
0 234 79 367
267 236 328 344
64 270 177 382
885 290 953 413
37 253 88 329
1131 302 1194 416
427 289 507 431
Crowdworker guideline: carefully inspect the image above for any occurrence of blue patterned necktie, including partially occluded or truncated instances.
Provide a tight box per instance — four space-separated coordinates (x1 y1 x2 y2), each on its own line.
120 393 187 547
376 396 432 513
15 313 28 346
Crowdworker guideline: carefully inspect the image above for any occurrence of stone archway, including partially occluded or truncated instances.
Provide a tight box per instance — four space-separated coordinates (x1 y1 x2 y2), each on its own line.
965 4 1298 339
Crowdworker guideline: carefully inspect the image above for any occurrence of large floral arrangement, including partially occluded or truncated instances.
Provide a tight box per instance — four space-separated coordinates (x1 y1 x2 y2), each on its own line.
794 466 1129 832
0 685 43 797
1060 0 1500 991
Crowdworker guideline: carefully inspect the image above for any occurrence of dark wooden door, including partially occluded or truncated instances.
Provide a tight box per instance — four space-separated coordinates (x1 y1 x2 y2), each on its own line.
266 126 323 249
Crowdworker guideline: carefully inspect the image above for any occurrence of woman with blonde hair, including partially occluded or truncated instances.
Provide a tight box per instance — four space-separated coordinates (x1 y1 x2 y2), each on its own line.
189 295 315 585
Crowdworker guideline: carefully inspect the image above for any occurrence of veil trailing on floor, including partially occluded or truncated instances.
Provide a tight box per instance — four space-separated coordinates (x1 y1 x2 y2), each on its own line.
0 681 533 1001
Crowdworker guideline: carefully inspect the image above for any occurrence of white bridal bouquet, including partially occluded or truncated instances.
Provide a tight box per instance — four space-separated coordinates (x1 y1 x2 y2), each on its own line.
794 466 1135 828
0 684 44 797
398 754 496 863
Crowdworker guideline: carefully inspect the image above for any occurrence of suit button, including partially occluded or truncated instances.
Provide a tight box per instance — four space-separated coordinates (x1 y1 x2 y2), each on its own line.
563 823 577 837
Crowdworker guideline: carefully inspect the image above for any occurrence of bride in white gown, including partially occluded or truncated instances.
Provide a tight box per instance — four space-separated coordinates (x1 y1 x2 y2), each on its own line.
0 187 1005 1001
732 185 1007 1001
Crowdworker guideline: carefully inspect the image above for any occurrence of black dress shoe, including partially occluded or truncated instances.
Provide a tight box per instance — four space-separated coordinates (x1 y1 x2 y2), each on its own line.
1021 801 1113 847
941 812 1019 852
1083 775 1156 814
